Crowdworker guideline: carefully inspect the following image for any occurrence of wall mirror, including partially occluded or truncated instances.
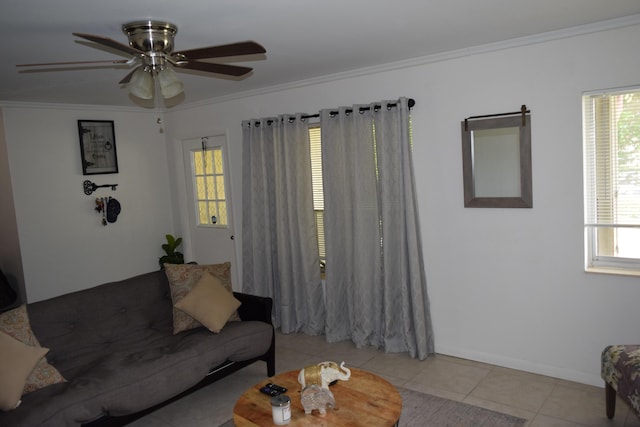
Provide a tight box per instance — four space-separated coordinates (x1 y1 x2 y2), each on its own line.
461 106 532 208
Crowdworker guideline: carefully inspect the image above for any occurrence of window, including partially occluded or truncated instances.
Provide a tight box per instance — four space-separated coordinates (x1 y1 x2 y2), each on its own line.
308 118 414 271
583 88 640 274
309 126 325 268
192 146 228 227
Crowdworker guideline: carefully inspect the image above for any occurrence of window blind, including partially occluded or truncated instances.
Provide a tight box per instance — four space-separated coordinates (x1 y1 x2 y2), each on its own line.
309 126 325 260
584 89 640 227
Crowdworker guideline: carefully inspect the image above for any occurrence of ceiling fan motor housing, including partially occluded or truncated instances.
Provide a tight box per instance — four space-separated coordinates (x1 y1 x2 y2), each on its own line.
123 21 177 55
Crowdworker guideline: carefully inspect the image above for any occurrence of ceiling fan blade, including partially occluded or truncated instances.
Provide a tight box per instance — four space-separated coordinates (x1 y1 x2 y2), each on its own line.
73 32 143 56
16 59 129 67
118 67 140 84
177 60 253 76
174 41 266 60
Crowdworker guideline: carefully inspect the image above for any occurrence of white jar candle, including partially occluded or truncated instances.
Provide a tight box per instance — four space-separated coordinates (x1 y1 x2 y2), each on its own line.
271 394 291 425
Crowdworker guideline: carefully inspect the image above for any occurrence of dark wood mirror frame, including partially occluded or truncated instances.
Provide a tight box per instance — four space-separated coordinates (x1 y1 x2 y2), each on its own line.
461 114 532 208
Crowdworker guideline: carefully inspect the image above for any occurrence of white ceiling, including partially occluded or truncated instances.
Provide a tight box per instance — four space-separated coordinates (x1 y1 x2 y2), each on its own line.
2 0 640 108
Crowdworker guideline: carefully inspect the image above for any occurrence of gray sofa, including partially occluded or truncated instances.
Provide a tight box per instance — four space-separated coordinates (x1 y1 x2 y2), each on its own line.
0 269 275 427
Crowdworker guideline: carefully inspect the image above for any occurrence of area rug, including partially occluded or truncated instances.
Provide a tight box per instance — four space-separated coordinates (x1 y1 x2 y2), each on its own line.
220 386 527 426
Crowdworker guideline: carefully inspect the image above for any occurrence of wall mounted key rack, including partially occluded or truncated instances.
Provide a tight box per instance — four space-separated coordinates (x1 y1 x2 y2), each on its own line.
83 180 118 195
94 196 121 226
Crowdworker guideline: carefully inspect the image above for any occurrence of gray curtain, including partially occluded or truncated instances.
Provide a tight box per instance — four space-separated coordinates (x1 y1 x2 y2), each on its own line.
241 115 325 335
321 98 434 359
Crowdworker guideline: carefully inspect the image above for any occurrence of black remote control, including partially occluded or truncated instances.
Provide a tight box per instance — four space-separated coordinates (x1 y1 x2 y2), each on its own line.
259 385 280 396
267 383 288 394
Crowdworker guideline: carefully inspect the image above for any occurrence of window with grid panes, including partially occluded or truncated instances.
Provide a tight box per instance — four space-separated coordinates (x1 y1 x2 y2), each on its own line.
583 87 640 275
192 146 228 227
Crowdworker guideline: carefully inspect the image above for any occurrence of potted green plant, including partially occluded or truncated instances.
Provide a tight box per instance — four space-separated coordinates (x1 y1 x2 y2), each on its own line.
159 234 184 268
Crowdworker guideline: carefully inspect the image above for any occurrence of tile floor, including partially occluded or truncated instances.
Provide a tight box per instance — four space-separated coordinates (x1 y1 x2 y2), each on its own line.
131 331 640 427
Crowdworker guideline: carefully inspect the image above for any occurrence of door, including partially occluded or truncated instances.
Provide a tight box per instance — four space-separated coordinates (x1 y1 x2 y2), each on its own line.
182 134 237 272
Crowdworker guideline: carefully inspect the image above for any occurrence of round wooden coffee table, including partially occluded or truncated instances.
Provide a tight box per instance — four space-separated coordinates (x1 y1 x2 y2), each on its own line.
233 367 402 426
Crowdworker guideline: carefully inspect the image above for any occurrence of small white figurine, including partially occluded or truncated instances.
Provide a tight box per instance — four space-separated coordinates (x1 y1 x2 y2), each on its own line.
300 384 335 416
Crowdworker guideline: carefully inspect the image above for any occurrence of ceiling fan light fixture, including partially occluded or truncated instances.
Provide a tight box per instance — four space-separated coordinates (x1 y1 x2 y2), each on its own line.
157 67 184 99
128 68 154 99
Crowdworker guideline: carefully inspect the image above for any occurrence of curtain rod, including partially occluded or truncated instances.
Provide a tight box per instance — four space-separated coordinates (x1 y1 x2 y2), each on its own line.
302 98 415 120
251 98 415 127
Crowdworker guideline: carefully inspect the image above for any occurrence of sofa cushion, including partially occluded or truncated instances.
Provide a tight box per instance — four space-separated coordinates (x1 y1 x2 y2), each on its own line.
0 331 49 411
174 272 241 333
26 271 174 378
0 320 273 426
97 321 272 416
164 263 240 334
0 305 66 394
197 320 274 363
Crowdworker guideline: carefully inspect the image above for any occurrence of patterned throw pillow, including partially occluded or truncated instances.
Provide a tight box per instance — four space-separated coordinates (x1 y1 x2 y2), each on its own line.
164 263 241 334
0 305 66 393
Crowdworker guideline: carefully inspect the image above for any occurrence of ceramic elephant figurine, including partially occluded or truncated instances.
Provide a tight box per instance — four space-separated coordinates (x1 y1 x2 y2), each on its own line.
298 361 351 389
300 384 335 416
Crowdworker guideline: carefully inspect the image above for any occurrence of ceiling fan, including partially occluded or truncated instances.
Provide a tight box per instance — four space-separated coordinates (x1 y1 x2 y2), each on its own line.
16 20 266 100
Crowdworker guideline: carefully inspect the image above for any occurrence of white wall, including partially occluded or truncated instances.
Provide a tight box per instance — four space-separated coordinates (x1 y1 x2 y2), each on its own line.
164 22 640 386
2 105 174 302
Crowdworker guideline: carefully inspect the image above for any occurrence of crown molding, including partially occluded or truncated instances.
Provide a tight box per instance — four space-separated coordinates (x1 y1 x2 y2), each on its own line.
0 100 159 114
172 13 640 112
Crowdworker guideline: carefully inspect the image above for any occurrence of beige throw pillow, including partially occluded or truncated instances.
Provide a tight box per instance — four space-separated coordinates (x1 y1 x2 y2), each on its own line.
164 263 241 334
0 331 49 411
0 305 66 393
174 273 241 333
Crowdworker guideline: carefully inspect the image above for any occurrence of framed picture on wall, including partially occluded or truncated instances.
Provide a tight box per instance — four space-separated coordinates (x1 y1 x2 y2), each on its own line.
78 120 118 175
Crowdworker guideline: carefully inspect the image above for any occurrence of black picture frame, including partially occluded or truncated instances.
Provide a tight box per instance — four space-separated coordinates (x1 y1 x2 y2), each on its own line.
78 120 118 175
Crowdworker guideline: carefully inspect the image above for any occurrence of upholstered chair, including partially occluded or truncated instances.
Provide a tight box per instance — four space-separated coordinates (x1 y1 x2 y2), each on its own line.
601 345 640 419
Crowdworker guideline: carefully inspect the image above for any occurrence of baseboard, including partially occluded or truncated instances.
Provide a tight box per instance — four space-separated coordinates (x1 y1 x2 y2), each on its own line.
435 345 603 387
